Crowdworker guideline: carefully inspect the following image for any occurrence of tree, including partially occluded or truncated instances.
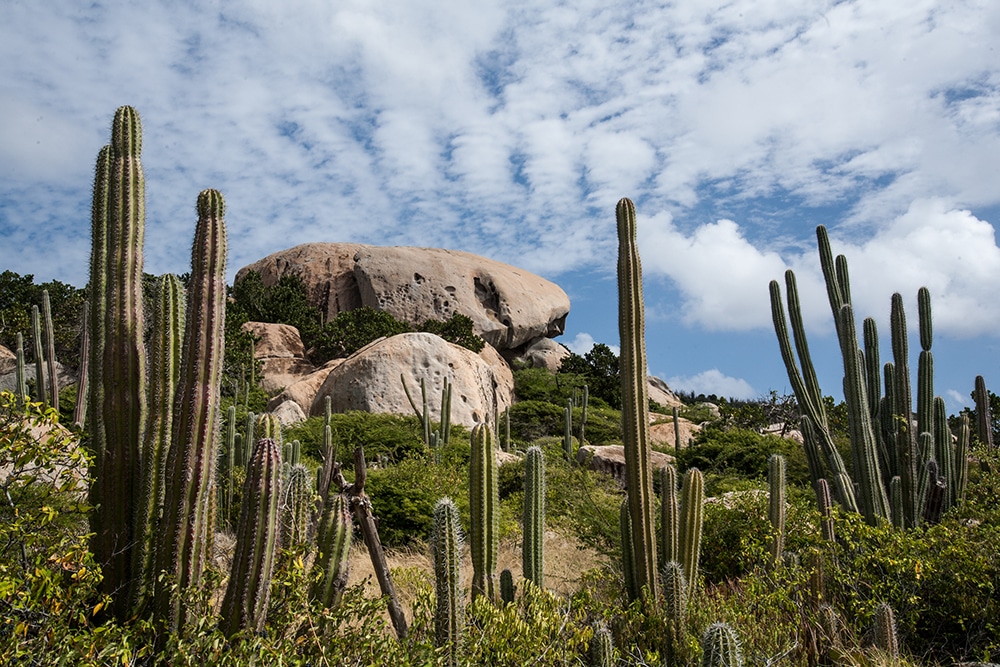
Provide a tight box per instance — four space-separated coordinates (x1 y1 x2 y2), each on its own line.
559 343 621 409
0 270 85 369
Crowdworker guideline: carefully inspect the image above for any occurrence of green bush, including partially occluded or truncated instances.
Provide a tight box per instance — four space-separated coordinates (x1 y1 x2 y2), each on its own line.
677 426 810 488
284 411 432 465
557 344 620 409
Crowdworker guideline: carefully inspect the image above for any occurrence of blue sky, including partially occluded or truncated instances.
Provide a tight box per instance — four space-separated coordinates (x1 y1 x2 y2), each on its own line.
2 1 999 413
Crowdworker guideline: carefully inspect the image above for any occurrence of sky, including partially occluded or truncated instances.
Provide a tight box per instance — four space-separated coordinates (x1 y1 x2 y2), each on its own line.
2 0 1000 414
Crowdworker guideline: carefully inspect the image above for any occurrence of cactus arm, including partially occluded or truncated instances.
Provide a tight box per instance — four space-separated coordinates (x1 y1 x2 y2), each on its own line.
974 375 993 451
890 293 919 527
31 305 46 406
310 493 352 609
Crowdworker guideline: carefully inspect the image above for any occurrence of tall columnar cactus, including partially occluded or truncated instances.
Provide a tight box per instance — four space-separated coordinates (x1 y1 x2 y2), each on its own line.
974 375 993 451
14 333 27 410
768 454 786 566
432 497 464 666
73 301 90 428
579 385 589 447
564 399 574 463
221 404 238 527
659 464 679 567
499 569 515 605
817 478 836 541
309 493 351 610
891 293 919 528
523 445 545 588
41 290 58 412
469 423 499 602
679 467 704 594
933 396 954 511
31 305 46 406
220 437 282 637
90 106 148 619
873 603 900 659
155 189 228 630
955 413 970 504
672 406 682 455
257 412 282 447
281 463 313 550
620 499 637 600
916 288 934 443
131 273 185 612
615 197 658 600
701 622 744 667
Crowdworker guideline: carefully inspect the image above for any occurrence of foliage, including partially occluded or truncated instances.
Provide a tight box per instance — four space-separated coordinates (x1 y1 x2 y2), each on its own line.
558 343 621 409
717 391 798 433
0 271 86 369
419 313 485 353
311 306 413 361
678 427 810 489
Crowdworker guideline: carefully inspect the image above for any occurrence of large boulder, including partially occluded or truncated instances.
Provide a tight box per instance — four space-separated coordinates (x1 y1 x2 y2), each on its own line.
0 345 14 376
577 445 675 486
242 322 316 395
235 243 570 352
309 332 513 428
266 358 345 416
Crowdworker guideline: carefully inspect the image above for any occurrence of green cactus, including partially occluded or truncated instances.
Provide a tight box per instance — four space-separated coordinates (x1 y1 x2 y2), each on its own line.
220 437 282 637
620 499 637 601
257 412 282 447
523 445 545 588
564 399 574 463
673 406 681 455
589 623 614 667
432 497 464 666
30 305 46 406
131 273 185 612
87 143 110 460
955 413 970 504
499 568 515 605
221 404 238 527
873 602 900 659
14 333 26 410
768 454 786 566
616 197 658 600
817 478 836 541
310 493 351 610
579 384 589 447
701 621 743 667
974 375 993 451
933 396 954 510
90 106 148 619
679 467 704 594
890 293 920 528
41 290 58 412
469 423 499 602
282 463 313 550
73 301 90 427
155 189 228 630
662 560 688 667
659 463 679 568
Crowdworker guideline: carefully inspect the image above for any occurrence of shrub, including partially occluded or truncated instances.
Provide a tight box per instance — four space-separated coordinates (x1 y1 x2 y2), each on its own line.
678 427 810 488
558 344 620 409
284 411 431 465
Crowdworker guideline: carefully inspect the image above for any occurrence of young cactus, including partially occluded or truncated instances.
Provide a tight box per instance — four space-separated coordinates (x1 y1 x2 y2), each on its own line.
768 454 786 566
701 622 744 667
659 463 679 567
589 623 614 667
873 602 900 659
309 493 352 610
522 446 546 588
281 463 313 550
220 437 282 637
679 467 704 594
432 497 464 666
469 422 499 602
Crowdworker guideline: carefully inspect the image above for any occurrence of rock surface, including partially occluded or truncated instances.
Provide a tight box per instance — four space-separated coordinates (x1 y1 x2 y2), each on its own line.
242 322 316 394
270 399 307 426
648 376 683 409
266 359 344 416
235 243 570 351
577 445 675 486
514 337 570 372
649 416 702 449
310 332 514 428
0 345 14 375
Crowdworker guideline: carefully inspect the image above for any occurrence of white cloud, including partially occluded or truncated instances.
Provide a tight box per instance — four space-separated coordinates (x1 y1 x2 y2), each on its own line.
666 369 757 400
564 333 620 357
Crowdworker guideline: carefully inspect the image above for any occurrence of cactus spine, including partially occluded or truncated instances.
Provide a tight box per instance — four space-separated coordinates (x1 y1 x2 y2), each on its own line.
155 189 228 629
679 467 704 594
660 463 679 567
768 454 786 565
701 622 743 667
220 437 282 637
469 423 499 602
310 493 351 609
432 497 464 666
616 197 658 600
662 560 688 667
523 445 545 588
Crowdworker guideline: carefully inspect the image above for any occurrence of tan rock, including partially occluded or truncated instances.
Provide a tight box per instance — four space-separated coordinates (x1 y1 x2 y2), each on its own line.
0 345 14 376
516 337 570 372
577 445 675 486
234 243 570 351
649 417 702 449
241 322 315 394
270 399 307 426
310 332 513 428
648 376 683 409
267 359 344 415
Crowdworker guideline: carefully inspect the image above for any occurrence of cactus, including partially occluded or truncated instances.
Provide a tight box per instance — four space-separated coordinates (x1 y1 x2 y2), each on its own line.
221 404 238 527
579 384 589 447
659 463 679 567
523 445 545 588
90 106 148 619
564 399 574 463
14 333 27 410
679 467 704 594
469 423 499 602
701 622 743 667
30 305 46 406
309 493 351 610
974 375 993 451
620 499 637 600
955 413 970 503
817 478 836 541
131 273 185 612
589 623 614 667
662 560 688 667
499 568 515 605
673 406 681 455
873 603 900 659
768 454 786 565
73 301 90 427
890 293 919 528
933 396 954 511
615 197 658 600
41 290 58 412
257 412 282 447
155 189 228 630
432 497 464 666
220 437 282 637
281 463 313 550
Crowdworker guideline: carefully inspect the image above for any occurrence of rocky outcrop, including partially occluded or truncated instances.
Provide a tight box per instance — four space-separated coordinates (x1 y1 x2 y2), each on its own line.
309 332 513 428
649 416 702 450
0 361 75 395
577 445 675 486
514 337 570 373
266 359 344 416
270 399 307 426
235 243 570 352
241 322 316 395
0 345 14 376
649 376 683 409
